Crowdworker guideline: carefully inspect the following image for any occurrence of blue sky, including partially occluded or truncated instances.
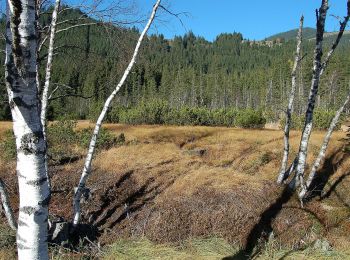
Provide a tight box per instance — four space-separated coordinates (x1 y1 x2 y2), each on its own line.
136 0 348 41
0 0 347 41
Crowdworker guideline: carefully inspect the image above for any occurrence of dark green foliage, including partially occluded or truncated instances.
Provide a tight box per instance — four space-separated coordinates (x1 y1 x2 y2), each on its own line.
77 127 124 150
47 120 78 161
312 110 342 130
0 120 123 163
107 102 268 128
1 7 350 125
48 120 77 145
266 27 317 41
235 109 266 128
280 109 343 130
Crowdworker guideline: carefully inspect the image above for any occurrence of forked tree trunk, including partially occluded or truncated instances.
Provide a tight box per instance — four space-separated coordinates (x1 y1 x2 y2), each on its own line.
283 0 350 189
277 16 304 184
5 1 50 259
72 0 162 226
299 91 350 199
295 0 350 191
294 0 328 190
0 178 17 230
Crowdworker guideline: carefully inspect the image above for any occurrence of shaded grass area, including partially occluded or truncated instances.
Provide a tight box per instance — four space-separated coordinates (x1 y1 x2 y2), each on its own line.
98 237 350 259
1 122 350 259
1 236 349 259
103 237 238 260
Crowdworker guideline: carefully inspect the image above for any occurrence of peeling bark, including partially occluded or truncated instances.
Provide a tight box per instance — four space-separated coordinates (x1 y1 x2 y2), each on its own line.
5 0 50 259
277 16 304 184
72 0 162 227
295 0 350 192
294 0 328 190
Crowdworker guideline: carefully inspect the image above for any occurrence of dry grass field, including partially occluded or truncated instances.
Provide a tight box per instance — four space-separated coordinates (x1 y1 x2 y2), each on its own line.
1 121 350 259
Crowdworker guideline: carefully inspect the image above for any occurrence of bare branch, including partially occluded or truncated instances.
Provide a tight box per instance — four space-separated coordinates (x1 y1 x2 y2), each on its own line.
158 4 189 30
56 22 101 34
320 1 350 76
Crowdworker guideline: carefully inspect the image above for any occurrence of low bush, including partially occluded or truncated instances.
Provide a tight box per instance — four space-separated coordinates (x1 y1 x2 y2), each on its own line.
280 109 343 131
47 120 78 162
77 128 125 150
235 109 266 128
107 103 265 128
0 120 124 162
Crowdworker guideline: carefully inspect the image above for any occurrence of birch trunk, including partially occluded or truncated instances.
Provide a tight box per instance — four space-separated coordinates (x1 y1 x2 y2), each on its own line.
40 0 61 136
72 0 161 226
294 0 328 190
277 16 303 184
0 178 17 230
5 0 50 259
295 0 350 191
299 91 350 199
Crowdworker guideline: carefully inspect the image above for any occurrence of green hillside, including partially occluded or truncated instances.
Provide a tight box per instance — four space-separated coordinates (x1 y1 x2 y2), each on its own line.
266 27 317 41
1 7 350 124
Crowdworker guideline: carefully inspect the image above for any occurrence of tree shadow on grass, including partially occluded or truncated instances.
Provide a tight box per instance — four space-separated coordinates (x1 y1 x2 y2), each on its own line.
222 186 294 260
223 147 349 260
304 147 347 201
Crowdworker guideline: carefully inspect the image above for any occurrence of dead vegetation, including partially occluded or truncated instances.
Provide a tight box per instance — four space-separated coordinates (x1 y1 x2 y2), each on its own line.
1 121 350 258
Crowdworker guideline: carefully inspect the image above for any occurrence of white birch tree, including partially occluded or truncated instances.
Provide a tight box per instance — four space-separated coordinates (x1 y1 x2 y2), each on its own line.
294 0 329 191
72 0 162 227
5 0 50 258
277 15 304 184
278 0 350 195
40 0 61 137
294 0 350 194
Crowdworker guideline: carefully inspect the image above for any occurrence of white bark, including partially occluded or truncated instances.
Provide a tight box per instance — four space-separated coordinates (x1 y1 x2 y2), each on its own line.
5 0 50 259
299 91 350 199
295 0 328 190
40 0 61 136
277 16 304 184
295 0 350 192
0 178 17 230
72 0 162 226
320 1 350 77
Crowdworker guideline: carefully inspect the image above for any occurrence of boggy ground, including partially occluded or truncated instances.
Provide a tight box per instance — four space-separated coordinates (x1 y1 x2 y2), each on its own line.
1 121 350 259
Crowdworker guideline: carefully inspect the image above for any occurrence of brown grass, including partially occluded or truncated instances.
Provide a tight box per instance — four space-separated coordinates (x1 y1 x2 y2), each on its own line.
0 121 349 253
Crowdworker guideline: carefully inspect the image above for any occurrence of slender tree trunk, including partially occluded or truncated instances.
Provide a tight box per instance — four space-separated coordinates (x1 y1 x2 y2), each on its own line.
294 0 328 190
298 58 304 116
72 0 162 226
299 91 350 199
0 178 17 230
5 0 50 259
277 16 304 184
295 0 350 191
40 0 61 136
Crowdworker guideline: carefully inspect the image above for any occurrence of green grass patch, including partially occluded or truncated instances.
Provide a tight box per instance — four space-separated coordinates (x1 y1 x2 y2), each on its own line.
102 237 238 260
